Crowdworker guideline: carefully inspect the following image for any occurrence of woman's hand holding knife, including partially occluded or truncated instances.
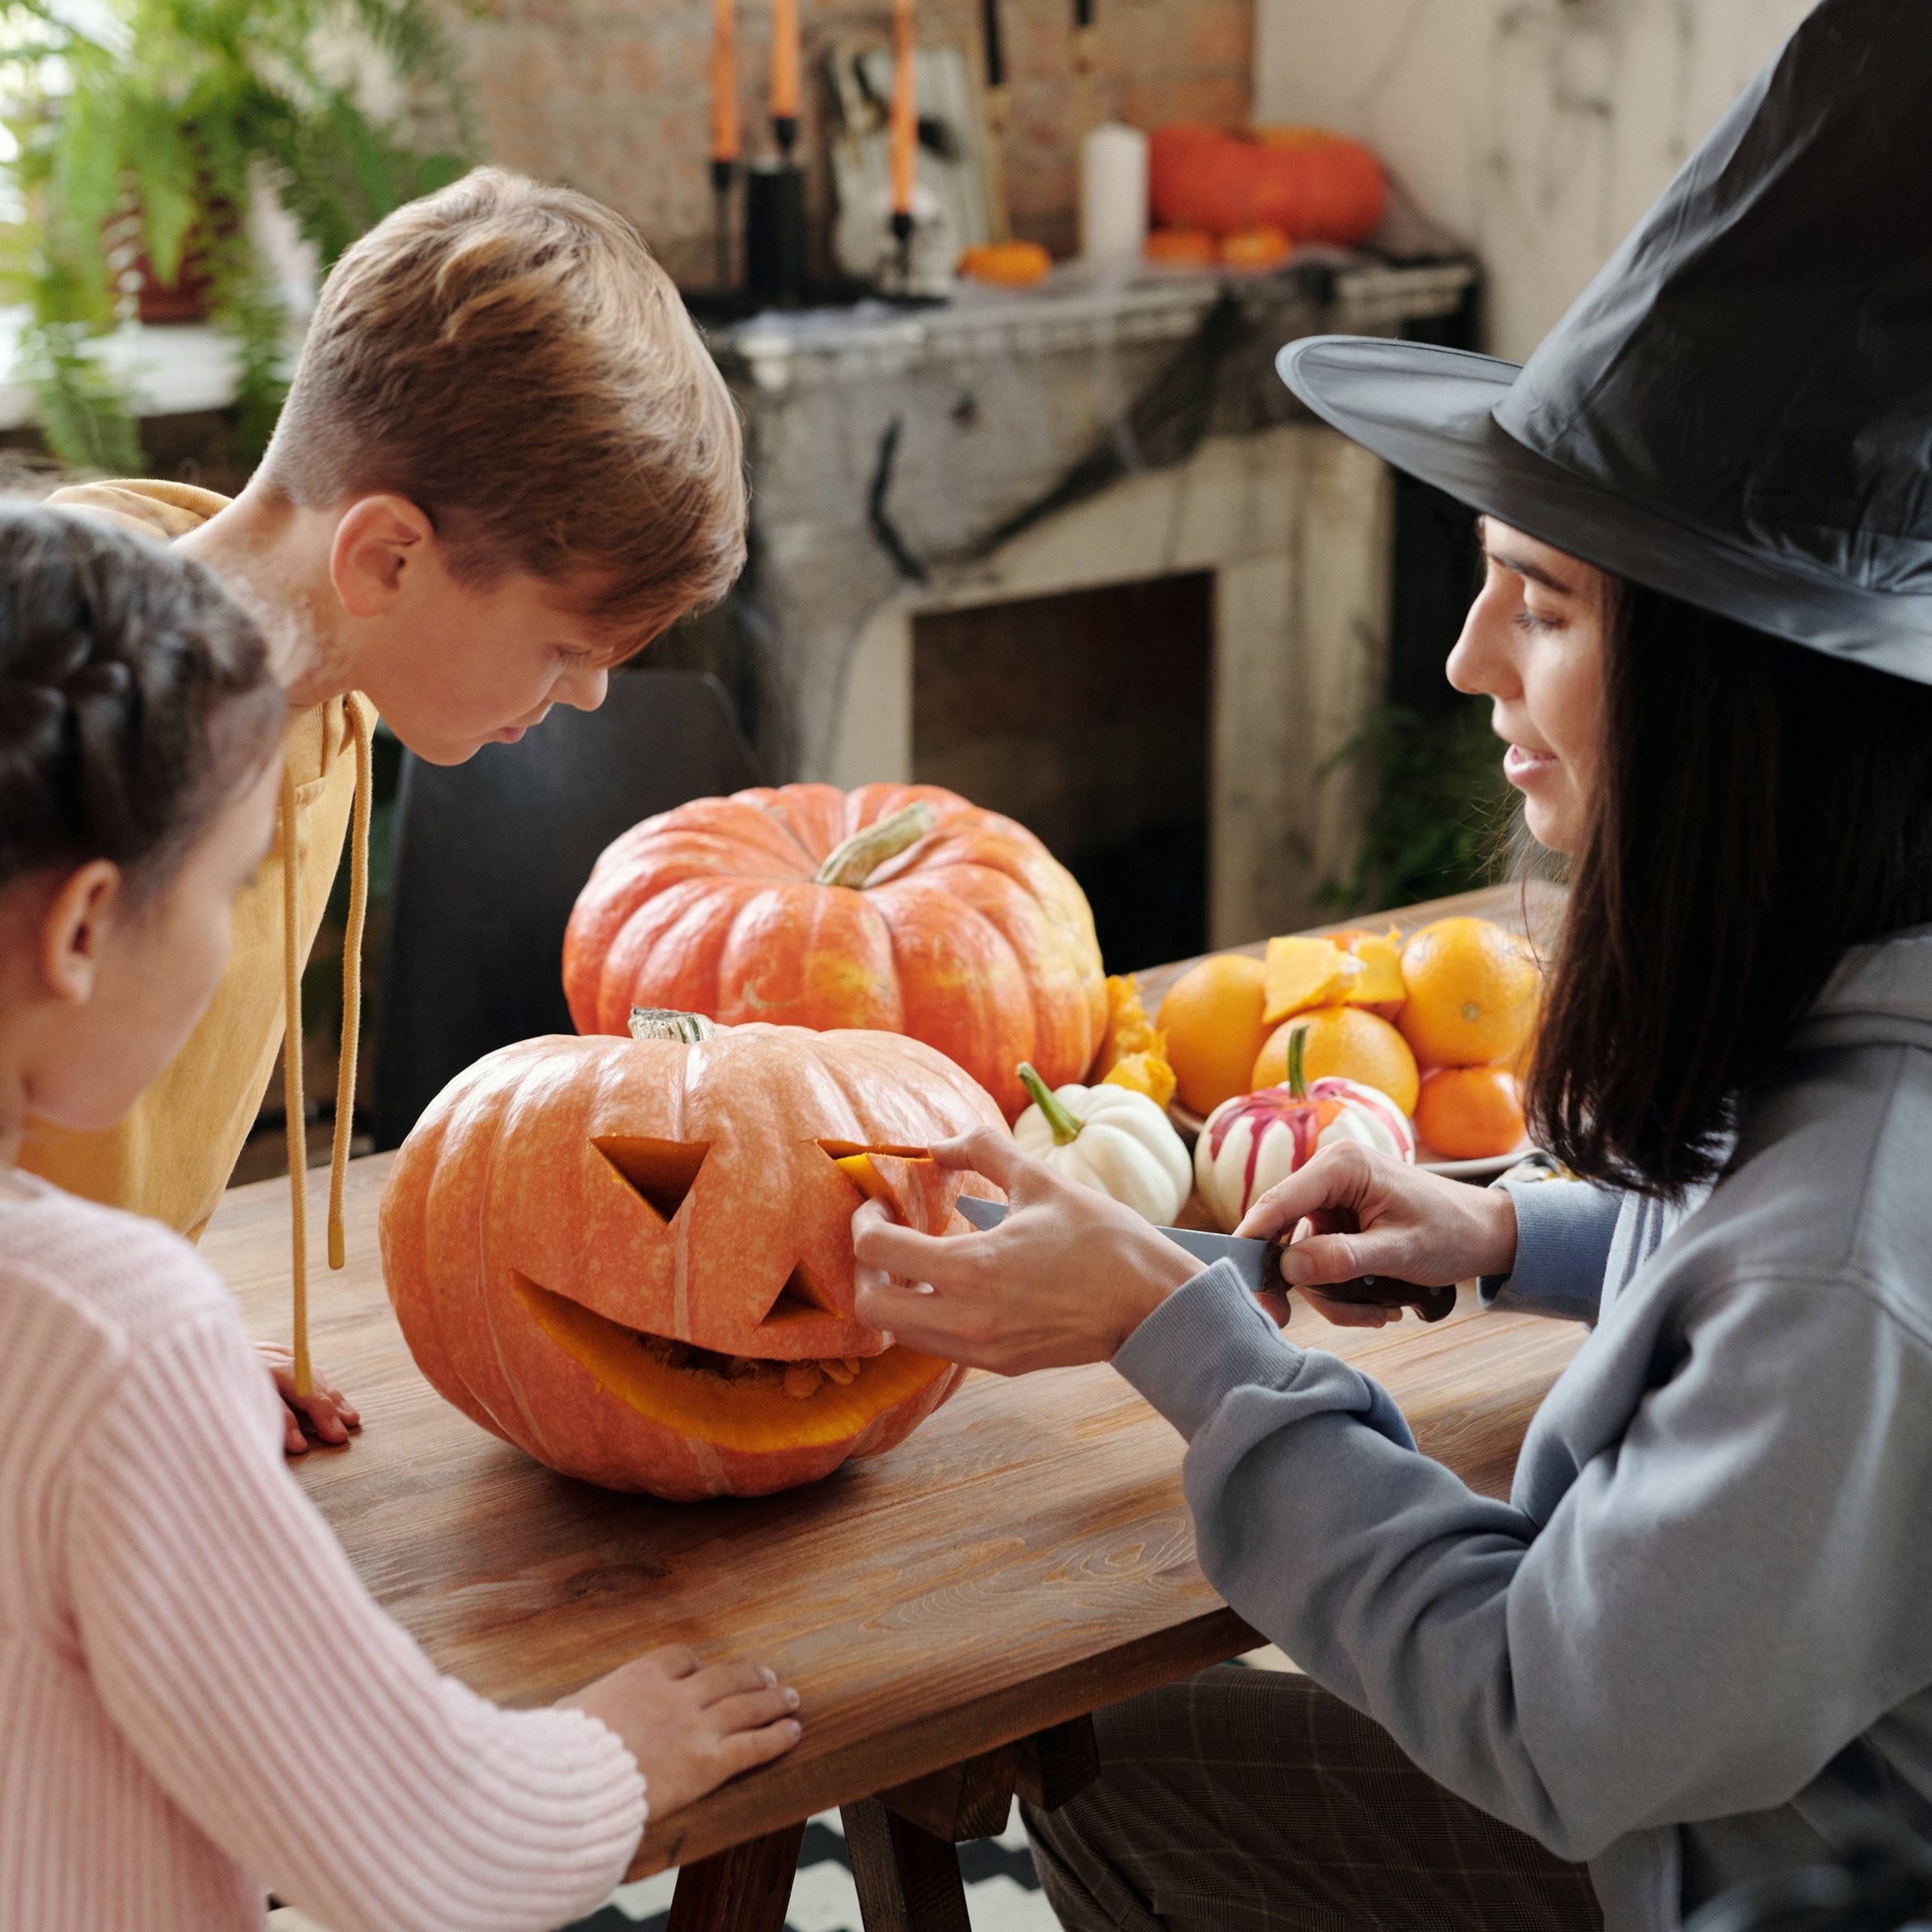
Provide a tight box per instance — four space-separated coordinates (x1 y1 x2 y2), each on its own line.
851 1136 1520 1371
851 1129 1201 1374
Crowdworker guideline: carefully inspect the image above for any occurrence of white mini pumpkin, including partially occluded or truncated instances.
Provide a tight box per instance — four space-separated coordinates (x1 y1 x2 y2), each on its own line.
1014 1063 1192 1224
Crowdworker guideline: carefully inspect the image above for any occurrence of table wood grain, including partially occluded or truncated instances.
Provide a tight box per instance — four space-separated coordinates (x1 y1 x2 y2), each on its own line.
204 881 1580 1881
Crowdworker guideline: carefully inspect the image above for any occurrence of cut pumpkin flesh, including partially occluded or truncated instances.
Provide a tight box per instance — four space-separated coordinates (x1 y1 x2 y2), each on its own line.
832 1149 930 1203
513 1273 952 1451
1263 937 1350 1026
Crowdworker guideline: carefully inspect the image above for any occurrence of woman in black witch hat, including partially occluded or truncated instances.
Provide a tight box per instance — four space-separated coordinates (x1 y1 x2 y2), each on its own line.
847 2 1932 1927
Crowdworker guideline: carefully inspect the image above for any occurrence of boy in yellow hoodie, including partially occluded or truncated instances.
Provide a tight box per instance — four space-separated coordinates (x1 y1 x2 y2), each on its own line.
25 168 746 1447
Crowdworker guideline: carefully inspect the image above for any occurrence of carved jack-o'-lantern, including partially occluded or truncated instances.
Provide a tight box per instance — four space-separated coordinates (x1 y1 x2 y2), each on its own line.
379 1017 1007 1500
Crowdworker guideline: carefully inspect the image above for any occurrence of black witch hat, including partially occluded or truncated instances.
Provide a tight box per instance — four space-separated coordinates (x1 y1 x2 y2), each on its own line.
1278 0 1932 681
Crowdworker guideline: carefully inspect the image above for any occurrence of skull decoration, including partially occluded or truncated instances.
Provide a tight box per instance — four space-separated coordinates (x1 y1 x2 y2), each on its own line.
379 1020 1007 1499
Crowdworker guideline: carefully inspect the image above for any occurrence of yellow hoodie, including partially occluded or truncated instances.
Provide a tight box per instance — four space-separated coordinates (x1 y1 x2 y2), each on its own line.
21 480 374 1391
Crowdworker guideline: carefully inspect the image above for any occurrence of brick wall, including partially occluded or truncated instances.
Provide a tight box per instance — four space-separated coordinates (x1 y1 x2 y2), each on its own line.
453 0 1254 284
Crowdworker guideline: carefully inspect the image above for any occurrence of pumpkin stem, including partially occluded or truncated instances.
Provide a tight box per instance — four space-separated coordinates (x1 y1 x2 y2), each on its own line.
1285 1023 1309 1098
1018 1061 1082 1146
629 1007 720 1043
814 800 937 889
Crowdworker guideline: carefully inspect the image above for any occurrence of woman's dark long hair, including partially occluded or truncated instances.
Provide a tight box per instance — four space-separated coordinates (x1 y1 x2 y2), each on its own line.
1526 581 1932 1198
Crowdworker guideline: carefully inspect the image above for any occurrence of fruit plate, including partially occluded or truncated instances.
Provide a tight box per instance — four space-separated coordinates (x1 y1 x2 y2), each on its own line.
1167 1098 1534 1183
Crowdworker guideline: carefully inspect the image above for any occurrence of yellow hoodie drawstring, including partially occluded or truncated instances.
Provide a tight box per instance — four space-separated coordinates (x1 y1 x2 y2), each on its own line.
328 702 374 1273
282 695 374 1402
278 761 311 1398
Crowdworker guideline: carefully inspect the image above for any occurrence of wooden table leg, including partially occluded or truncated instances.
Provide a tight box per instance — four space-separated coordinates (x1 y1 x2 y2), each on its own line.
844 1715 1101 1930
666 1818 807 1932
843 1796 972 1932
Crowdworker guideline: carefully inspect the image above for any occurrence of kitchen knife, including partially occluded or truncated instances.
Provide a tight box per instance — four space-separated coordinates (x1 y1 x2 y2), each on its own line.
951 1194 1457 1322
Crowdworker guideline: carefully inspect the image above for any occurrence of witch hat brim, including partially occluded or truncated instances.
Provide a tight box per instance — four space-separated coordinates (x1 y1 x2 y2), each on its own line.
1277 334 1932 684
1269 0 1932 683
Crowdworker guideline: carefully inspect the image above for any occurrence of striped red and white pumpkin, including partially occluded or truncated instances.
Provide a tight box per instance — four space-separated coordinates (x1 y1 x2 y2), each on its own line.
1193 1029 1414 1231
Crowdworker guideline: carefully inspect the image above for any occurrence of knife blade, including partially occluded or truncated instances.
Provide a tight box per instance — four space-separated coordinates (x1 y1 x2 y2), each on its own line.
951 1194 1456 1321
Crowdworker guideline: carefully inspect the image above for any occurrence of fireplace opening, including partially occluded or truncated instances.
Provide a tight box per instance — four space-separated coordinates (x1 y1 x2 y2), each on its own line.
912 574 1212 974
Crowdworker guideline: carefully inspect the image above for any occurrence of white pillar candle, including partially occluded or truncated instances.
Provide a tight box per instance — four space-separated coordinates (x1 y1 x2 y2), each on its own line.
1080 121 1149 263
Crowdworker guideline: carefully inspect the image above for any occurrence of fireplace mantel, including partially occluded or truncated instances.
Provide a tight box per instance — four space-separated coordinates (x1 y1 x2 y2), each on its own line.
712 252 1477 948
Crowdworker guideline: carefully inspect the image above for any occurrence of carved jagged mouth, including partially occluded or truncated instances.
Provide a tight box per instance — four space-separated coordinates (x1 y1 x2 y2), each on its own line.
631 1331 866 1402
515 1271 867 1398
512 1271 949 1445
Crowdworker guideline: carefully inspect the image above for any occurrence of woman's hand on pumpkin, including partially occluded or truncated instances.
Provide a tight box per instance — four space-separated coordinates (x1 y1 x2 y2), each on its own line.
255 1340 360 1455
851 1129 1203 1374
558 1647 801 1817
1234 1143 1518 1327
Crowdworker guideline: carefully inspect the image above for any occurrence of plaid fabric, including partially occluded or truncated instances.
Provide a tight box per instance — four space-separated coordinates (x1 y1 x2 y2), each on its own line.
1024 1666 1602 1932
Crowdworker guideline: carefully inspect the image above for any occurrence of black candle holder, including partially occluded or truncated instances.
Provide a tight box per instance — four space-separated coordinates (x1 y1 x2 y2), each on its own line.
746 158 807 307
709 156 737 292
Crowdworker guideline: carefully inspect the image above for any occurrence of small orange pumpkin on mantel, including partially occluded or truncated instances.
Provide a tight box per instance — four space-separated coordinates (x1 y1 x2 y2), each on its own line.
564 783 1107 1121
379 1012 1008 1499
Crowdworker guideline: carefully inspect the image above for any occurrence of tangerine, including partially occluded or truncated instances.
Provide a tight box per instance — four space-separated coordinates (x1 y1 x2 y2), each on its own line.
1414 1065 1527 1161
1398 917 1540 1067
1251 1004 1420 1116
1157 952 1270 1115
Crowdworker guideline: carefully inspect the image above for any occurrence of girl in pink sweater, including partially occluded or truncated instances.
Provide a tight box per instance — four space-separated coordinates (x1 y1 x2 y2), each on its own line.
0 506 801 1932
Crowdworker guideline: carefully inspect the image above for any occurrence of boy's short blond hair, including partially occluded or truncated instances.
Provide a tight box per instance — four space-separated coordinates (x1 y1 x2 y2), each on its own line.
262 168 746 651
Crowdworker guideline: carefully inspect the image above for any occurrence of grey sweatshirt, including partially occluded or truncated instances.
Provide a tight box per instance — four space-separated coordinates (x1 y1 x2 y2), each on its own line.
1113 931 1932 1930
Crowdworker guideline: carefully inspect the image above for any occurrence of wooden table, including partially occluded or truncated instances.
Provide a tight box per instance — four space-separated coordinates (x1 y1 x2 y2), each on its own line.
206 883 1580 1932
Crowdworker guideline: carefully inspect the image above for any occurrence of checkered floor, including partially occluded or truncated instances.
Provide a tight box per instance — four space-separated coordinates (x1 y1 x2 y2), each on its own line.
266 1801 1057 1932
561 1801 1058 1932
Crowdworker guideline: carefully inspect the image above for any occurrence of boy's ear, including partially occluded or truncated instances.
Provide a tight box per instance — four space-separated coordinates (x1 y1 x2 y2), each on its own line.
329 494 440 617
41 860 123 1007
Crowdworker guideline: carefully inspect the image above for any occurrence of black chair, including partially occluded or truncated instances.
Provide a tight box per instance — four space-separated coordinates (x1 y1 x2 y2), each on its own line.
374 669 761 1149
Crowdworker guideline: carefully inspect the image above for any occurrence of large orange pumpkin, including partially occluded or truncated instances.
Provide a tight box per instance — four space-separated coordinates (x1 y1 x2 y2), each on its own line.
563 783 1106 1121
380 1017 1006 1500
1149 123 1386 245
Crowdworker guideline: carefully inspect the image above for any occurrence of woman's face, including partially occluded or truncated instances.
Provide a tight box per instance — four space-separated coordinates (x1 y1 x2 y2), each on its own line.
1445 518 1609 855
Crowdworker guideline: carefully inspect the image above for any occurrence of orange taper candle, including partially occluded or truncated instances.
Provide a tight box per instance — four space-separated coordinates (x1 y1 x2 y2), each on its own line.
771 0 800 123
710 0 740 162
890 0 917 215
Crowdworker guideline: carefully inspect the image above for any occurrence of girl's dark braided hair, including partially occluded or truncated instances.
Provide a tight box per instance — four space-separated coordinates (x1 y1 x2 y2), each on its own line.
0 504 285 900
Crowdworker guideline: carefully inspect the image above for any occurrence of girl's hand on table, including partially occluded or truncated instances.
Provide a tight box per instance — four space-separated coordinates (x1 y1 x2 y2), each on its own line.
1235 1143 1519 1329
255 1340 361 1455
559 1647 801 1815
851 1129 1203 1374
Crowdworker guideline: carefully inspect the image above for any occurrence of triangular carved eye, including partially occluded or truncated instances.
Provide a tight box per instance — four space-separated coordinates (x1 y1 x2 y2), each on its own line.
758 1263 841 1328
592 1137 710 1223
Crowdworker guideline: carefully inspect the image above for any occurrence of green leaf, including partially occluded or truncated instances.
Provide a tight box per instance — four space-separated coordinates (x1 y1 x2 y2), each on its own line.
1316 697 1519 914
126 106 198 286
17 320 144 470
6 0 476 466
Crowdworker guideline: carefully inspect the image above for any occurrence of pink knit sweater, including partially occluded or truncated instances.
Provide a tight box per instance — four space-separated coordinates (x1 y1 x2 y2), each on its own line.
0 1173 646 1932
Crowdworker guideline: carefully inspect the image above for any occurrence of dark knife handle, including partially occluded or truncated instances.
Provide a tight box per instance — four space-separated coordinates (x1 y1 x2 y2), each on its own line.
1306 1273 1458 1323
1277 1204 1459 1323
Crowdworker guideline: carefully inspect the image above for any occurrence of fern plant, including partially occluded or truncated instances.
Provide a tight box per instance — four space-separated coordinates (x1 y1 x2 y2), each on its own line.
0 0 472 469
1318 696 1520 914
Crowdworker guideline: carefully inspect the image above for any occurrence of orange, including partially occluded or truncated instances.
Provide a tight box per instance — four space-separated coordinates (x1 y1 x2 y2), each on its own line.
958 240 1052 287
1220 225 1292 269
1158 952 1270 1115
1414 1065 1527 1160
1397 917 1540 1067
1251 1005 1420 1116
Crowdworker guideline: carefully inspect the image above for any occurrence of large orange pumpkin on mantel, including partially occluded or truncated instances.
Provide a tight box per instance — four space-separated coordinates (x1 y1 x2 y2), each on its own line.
563 783 1106 1121
1149 124 1386 245
379 1015 1006 1500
